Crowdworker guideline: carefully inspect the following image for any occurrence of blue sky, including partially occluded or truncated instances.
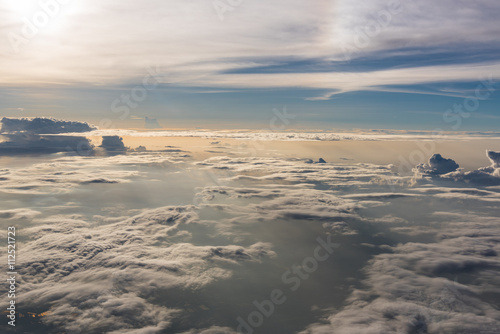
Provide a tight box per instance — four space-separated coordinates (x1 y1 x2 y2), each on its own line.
0 0 499 130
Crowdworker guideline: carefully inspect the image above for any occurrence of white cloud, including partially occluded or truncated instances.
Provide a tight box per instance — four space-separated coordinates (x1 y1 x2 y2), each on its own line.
1 206 275 333
1 0 499 99
2 144 500 333
414 150 500 186
58 128 500 142
193 155 500 333
0 133 94 155
99 135 128 153
0 208 40 219
300 212 500 333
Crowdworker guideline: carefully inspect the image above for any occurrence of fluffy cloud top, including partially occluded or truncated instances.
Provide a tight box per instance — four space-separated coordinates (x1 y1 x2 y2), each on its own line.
0 118 133 156
100 136 128 153
414 153 460 175
487 150 500 169
414 150 500 186
0 117 96 155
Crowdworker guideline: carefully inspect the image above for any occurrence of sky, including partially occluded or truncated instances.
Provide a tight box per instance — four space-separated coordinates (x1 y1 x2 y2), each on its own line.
0 0 499 130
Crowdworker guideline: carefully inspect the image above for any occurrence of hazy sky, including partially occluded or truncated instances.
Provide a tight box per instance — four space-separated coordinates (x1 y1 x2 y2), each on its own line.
1 0 499 129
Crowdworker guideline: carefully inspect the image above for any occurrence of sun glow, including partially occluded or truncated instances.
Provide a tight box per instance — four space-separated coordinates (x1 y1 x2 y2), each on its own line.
6 0 41 17
5 0 81 42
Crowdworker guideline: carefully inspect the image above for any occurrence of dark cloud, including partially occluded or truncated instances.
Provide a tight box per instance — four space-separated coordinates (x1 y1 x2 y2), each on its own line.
0 117 97 156
100 136 128 153
487 150 500 168
414 153 459 175
80 178 119 185
1 117 96 134
306 158 327 164
452 168 500 186
0 133 94 155
0 118 131 157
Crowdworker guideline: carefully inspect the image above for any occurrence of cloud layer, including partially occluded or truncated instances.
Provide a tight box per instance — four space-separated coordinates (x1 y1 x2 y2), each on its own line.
1 139 500 333
1 0 499 100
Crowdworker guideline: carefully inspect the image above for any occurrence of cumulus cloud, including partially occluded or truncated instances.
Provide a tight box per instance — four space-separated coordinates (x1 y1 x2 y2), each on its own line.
415 150 500 186
0 117 96 134
0 117 97 155
414 153 460 175
450 169 500 186
100 136 128 153
487 150 500 169
0 118 135 156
